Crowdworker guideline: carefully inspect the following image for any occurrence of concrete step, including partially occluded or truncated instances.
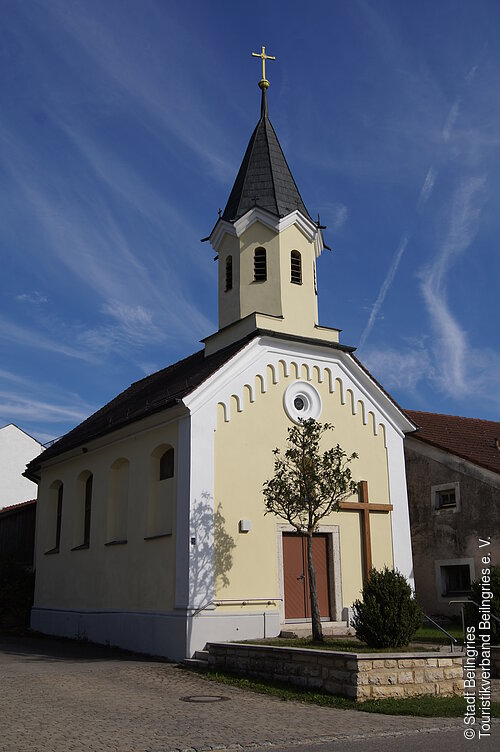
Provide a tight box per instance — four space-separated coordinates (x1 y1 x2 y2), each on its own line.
182 657 209 671
182 648 210 671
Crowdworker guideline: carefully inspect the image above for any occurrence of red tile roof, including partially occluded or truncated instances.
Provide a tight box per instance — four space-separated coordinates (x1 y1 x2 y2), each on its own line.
0 499 36 515
405 410 500 475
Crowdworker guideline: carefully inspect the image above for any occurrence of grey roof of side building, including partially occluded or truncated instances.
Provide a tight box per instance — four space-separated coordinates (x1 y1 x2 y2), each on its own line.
222 89 312 223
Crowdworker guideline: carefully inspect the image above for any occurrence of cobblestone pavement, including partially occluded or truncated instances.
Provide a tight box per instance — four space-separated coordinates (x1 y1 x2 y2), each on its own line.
0 634 477 752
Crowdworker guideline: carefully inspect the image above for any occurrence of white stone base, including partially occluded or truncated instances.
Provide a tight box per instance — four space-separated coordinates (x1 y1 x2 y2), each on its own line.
31 607 281 660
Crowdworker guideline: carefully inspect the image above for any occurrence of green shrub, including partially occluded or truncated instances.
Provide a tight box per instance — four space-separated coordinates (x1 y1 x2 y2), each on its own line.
352 567 422 648
465 565 500 645
0 558 35 627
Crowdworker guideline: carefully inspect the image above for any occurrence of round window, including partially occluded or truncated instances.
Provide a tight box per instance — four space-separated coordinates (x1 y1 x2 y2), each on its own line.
294 396 305 411
283 381 322 423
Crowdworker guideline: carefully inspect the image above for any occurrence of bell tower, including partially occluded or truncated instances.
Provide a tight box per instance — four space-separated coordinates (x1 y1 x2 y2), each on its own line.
204 48 339 356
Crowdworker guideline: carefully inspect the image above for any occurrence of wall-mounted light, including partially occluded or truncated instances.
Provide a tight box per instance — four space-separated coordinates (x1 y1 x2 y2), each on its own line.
239 519 252 533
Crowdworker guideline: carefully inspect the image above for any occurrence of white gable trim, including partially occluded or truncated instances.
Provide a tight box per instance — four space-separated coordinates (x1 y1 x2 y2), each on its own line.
209 209 325 258
184 337 414 440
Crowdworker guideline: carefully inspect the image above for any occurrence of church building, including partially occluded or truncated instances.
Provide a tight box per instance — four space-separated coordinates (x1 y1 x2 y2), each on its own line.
26 51 416 660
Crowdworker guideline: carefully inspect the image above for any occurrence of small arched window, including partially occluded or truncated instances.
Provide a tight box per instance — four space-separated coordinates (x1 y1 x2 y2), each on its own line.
290 251 302 284
55 483 63 550
254 247 267 281
225 255 232 291
83 475 93 546
159 448 174 480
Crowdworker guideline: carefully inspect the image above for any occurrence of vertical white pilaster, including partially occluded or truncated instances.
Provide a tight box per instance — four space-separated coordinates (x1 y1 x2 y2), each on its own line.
386 427 415 588
174 416 191 609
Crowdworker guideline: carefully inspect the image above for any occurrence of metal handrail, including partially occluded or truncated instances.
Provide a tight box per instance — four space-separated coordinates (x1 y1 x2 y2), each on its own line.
214 598 283 605
449 598 500 647
191 597 282 617
423 613 458 652
449 599 500 625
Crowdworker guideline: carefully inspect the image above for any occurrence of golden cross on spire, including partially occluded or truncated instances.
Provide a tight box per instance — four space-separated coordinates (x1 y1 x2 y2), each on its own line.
252 45 276 89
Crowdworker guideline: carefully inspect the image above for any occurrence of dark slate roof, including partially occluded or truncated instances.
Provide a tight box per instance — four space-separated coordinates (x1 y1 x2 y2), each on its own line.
223 90 312 222
26 338 250 477
405 409 500 476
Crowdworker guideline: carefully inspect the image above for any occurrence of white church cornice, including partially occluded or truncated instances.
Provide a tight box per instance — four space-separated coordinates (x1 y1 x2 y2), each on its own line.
209 208 325 258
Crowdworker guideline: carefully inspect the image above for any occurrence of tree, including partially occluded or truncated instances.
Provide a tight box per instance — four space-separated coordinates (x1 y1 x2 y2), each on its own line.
352 566 422 648
263 418 358 642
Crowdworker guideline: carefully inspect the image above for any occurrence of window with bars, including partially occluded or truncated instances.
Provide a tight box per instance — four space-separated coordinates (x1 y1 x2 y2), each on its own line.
254 247 267 281
225 256 232 291
436 488 456 509
290 251 302 284
432 482 459 511
441 564 471 595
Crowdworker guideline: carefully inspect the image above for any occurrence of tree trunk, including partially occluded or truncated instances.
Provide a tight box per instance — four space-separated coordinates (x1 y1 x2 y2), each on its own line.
306 530 323 642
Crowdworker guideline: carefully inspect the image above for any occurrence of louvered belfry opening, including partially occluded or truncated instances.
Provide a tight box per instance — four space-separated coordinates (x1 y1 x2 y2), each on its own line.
225 255 233 291
290 250 302 284
254 247 267 281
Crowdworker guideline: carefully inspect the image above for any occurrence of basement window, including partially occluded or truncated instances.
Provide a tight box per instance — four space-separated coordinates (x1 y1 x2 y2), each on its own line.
254 247 267 281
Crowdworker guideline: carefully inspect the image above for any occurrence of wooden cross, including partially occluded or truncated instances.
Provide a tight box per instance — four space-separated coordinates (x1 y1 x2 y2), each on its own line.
339 481 393 584
252 45 276 85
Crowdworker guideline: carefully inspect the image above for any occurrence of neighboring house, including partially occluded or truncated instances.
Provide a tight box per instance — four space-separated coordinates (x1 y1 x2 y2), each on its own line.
25 74 416 661
0 500 37 567
405 410 500 618
0 424 43 509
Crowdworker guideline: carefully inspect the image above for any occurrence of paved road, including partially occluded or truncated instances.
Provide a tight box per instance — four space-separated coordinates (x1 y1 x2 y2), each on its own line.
0 634 494 752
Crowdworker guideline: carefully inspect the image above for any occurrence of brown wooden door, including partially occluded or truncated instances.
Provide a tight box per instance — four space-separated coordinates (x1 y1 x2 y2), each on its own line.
283 533 331 620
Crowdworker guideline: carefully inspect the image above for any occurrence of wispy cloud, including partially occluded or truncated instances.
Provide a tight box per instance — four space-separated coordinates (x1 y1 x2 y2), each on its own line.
0 392 91 424
322 203 348 230
363 345 434 393
16 291 47 304
0 122 215 354
0 316 96 362
359 234 409 349
419 175 486 396
417 166 437 210
31 0 234 183
442 101 460 142
0 368 94 438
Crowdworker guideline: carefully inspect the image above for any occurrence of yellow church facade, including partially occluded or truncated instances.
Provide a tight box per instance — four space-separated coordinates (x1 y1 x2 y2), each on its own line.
27 60 415 660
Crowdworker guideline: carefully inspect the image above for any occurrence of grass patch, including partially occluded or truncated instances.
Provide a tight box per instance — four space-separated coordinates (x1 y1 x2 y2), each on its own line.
244 637 438 653
413 624 463 645
203 670 499 718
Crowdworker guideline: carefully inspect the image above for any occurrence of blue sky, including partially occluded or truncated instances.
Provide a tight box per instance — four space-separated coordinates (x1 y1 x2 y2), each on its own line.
1 0 500 444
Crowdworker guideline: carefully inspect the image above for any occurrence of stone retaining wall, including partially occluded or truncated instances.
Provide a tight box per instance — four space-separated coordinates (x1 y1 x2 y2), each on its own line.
208 642 464 701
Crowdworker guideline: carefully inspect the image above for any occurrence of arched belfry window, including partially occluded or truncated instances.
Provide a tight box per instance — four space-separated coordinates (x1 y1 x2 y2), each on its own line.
225 256 232 291
254 247 267 282
290 251 302 284
159 447 174 480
